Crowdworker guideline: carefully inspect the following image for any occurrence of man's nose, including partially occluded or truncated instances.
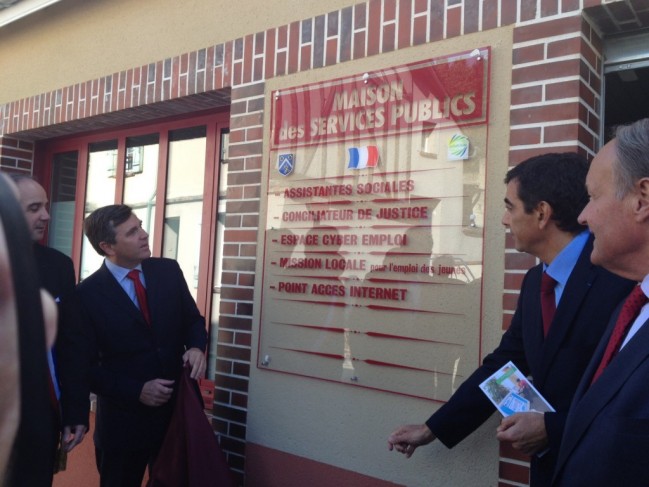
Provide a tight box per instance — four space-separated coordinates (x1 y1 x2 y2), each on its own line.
577 206 588 226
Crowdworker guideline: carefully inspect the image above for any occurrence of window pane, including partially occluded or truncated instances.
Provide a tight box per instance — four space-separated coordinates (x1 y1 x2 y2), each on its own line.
48 151 78 258
80 140 117 280
163 126 207 299
207 128 229 379
218 130 229 198
123 133 159 246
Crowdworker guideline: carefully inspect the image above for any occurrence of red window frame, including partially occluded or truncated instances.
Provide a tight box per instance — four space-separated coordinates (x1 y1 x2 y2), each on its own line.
35 110 229 322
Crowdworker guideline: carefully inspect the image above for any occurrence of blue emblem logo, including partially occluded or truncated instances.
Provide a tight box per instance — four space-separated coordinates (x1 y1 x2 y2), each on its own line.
278 153 294 176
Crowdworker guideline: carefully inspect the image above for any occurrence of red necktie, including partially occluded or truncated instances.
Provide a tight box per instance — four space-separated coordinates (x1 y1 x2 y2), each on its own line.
591 285 647 384
541 271 557 337
126 269 151 326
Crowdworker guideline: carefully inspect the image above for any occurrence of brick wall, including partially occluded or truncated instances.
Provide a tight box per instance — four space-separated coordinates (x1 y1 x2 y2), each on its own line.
0 0 626 484
0 135 34 174
212 82 265 479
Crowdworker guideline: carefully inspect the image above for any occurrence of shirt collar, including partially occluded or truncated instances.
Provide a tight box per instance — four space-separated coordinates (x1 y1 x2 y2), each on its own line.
104 258 143 283
544 230 590 288
640 274 649 298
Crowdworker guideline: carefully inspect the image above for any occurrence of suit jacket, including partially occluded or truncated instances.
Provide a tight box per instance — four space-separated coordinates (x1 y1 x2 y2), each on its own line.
76 257 207 451
552 296 649 486
426 237 634 486
33 244 89 427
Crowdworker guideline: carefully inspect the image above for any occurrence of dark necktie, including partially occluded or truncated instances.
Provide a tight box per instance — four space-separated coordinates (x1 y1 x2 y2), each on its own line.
126 269 151 326
540 271 557 337
591 285 647 384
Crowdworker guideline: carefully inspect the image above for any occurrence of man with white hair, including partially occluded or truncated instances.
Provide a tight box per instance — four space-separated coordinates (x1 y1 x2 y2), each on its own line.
553 118 649 486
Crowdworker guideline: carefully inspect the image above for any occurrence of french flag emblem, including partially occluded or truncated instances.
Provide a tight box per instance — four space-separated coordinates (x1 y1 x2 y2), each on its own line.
347 146 379 169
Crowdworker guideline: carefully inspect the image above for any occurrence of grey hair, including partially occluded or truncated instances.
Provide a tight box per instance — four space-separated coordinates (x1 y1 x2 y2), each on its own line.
614 118 649 198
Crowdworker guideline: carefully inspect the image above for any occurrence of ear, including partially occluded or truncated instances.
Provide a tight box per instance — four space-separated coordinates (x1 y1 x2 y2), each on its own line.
98 241 115 257
535 201 553 230
634 178 649 222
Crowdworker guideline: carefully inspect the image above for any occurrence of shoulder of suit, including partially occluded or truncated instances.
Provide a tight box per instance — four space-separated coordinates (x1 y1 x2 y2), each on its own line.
34 243 73 266
76 264 108 289
591 265 636 287
591 263 626 279
522 262 544 281
142 257 181 270
143 257 175 264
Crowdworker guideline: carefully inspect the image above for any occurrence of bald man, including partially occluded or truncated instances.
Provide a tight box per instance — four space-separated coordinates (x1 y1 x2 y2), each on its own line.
11 175 89 478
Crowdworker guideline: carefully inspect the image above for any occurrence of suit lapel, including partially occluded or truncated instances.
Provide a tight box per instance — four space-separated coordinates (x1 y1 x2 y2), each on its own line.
95 263 150 327
555 311 649 477
520 265 545 372
537 241 597 383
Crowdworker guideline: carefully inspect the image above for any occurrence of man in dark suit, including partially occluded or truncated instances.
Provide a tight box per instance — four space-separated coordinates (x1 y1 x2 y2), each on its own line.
553 118 649 486
12 175 88 480
77 204 207 487
388 153 634 486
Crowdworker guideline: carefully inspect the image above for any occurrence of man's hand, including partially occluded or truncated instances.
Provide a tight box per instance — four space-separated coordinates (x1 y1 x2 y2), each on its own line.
496 412 548 455
387 424 436 458
61 424 87 452
183 347 206 380
139 378 175 407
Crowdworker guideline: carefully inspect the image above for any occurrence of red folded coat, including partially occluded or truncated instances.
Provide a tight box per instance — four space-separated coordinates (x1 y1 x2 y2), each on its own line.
148 367 237 487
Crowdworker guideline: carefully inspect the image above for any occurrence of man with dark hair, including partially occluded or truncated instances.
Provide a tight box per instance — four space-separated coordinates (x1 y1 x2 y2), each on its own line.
11 175 88 481
553 119 649 485
504 153 590 234
388 153 634 486
77 204 207 487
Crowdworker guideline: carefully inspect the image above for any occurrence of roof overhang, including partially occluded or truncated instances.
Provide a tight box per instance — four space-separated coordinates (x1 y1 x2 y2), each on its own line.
0 0 63 29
